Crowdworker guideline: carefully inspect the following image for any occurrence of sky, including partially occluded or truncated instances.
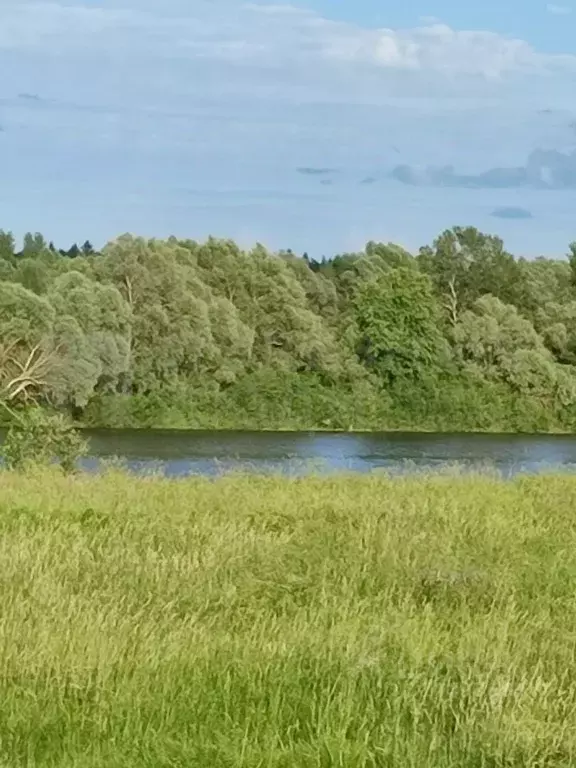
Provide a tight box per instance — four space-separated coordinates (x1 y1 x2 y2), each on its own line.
0 1 576 258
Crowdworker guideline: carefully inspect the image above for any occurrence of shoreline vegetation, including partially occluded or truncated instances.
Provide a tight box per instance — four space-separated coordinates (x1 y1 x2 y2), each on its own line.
1 469 575 765
1 226 576 433
76 374 576 434
76 424 576 436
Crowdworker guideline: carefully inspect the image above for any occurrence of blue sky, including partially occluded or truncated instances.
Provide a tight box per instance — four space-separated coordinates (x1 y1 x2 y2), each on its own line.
1 1 576 258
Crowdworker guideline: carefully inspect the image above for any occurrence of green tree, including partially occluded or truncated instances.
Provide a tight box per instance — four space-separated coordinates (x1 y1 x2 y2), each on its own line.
515 258 572 317
0 230 15 261
452 295 576 403
453 295 544 371
353 267 447 383
207 297 254 384
190 239 346 377
364 241 415 270
21 232 48 259
0 232 15 280
0 281 54 345
534 301 576 365
280 250 339 322
418 226 522 325
95 236 255 390
13 258 50 294
48 271 132 400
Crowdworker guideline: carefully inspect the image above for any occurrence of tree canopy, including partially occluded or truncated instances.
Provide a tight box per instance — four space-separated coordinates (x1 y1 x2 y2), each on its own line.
1 224 576 431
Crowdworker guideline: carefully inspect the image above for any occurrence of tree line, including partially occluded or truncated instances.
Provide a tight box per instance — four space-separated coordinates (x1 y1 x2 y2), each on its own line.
2 225 576 432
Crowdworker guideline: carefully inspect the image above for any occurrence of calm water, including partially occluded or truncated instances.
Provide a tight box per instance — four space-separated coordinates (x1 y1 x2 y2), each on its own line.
76 429 576 477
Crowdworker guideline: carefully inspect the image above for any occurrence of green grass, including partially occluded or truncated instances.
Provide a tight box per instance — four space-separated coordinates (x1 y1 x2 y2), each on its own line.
1 470 576 766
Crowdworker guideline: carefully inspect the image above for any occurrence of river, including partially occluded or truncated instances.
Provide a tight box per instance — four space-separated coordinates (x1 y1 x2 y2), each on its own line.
75 429 576 477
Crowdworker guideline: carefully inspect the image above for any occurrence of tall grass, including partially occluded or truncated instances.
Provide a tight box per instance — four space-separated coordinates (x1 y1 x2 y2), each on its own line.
0 470 575 766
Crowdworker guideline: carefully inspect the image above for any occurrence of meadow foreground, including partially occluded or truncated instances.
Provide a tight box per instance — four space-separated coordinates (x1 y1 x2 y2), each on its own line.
0 470 575 766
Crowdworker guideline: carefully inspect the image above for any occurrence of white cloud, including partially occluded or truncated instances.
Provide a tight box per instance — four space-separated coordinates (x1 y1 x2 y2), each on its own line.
318 23 542 78
239 4 576 79
0 0 574 130
1 0 575 83
547 3 572 14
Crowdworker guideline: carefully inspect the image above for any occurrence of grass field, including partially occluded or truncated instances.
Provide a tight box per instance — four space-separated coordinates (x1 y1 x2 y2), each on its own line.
0 470 575 766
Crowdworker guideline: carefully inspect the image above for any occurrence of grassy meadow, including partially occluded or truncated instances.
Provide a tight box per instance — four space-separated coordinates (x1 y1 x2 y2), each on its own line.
0 470 576 766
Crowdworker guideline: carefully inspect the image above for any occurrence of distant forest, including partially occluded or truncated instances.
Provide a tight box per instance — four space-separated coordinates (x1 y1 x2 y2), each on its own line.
2 226 576 432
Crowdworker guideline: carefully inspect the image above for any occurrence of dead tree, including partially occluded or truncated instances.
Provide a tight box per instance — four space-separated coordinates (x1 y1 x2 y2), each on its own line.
444 276 459 329
0 340 59 406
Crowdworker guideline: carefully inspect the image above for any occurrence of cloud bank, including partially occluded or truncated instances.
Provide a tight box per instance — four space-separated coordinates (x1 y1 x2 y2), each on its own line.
1 1 576 85
391 148 576 190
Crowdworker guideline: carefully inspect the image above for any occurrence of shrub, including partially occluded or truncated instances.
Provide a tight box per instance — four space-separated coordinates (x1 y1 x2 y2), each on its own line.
1 408 87 473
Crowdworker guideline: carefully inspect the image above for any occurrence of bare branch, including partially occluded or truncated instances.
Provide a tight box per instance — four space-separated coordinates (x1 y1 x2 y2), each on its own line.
124 276 134 308
443 276 459 328
0 338 60 406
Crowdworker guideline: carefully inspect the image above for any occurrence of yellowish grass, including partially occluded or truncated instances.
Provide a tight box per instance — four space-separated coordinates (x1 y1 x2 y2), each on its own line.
0 469 575 766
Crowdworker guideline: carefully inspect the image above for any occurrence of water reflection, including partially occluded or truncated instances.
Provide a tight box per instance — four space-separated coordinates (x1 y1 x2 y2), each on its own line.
78 429 576 478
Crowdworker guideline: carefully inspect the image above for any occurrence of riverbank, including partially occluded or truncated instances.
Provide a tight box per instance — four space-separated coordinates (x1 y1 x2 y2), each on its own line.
79 372 576 434
1 471 575 765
